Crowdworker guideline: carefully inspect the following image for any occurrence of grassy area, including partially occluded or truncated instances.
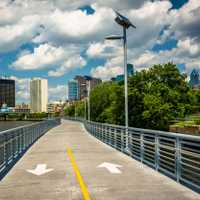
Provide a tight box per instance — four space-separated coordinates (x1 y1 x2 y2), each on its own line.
189 114 200 120
174 121 196 126
172 114 200 127
170 114 200 136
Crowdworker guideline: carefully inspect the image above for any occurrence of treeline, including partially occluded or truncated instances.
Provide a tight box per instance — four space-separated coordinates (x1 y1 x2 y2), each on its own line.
64 63 200 131
0 112 60 121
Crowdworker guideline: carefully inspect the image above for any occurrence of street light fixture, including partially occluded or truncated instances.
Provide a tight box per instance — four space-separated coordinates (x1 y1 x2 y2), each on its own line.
105 35 123 40
114 11 136 29
105 11 136 152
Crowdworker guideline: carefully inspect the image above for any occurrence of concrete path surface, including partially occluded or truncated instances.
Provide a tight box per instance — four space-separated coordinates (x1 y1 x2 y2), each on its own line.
0 120 200 200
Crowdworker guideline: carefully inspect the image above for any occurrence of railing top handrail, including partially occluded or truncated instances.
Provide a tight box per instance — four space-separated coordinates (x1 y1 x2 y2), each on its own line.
64 117 200 141
0 119 58 135
128 127 200 141
0 122 40 135
87 120 200 141
88 120 125 129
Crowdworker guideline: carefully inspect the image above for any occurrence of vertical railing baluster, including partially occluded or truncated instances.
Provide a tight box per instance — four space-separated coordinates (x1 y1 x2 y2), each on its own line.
121 128 124 152
155 135 159 171
4 133 7 168
176 137 181 183
109 126 111 145
114 127 117 149
5 133 8 167
140 133 144 163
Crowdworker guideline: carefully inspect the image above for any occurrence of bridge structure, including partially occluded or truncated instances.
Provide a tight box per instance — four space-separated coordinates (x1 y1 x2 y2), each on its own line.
0 119 200 200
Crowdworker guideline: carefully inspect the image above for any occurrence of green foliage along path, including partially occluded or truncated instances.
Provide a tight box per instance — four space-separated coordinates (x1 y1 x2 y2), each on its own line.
65 63 199 131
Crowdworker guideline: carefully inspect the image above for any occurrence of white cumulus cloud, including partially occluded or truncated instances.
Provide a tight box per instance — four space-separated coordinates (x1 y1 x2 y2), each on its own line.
11 43 86 76
12 43 66 70
10 76 30 103
48 84 67 102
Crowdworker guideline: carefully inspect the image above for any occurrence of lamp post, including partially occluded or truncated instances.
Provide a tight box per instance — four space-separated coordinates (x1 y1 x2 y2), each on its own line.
81 83 90 121
84 97 87 120
87 80 91 121
105 11 136 152
74 102 77 120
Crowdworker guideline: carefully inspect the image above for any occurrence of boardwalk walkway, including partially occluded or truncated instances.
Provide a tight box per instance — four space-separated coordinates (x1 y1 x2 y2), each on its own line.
0 120 199 200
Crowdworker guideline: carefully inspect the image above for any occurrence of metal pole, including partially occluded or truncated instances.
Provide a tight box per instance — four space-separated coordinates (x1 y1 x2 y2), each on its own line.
74 103 76 120
84 98 87 120
123 27 129 151
88 81 91 121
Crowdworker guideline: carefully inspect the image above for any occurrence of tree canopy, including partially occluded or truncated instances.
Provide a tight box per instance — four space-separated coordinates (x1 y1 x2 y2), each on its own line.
65 63 199 131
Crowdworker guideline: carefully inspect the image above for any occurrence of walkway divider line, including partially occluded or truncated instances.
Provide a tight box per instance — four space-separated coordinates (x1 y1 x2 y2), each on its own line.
67 146 91 200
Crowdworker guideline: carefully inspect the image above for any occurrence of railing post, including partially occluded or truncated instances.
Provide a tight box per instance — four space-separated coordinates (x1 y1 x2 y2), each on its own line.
5 133 9 167
155 135 160 171
128 129 133 157
176 137 181 183
109 126 112 145
102 125 105 141
4 133 7 167
99 124 101 139
140 133 144 162
121 128 124 152
99 124 101 140
114 127 117 149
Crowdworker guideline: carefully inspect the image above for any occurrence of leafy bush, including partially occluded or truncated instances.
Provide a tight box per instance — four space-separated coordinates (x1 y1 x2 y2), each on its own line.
195 120 200 125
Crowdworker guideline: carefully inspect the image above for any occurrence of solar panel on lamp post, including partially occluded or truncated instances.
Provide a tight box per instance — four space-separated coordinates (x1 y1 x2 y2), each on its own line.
105 11 136 153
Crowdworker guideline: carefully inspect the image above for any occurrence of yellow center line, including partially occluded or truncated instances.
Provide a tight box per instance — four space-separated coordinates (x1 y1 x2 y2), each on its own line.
67 146 91 200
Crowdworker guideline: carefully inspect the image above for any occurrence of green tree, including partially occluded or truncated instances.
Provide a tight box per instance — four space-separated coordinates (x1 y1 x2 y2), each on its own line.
66 63 197 131
90 82 116 122
64 104 75 117
76 101 85 118
128 63 195 130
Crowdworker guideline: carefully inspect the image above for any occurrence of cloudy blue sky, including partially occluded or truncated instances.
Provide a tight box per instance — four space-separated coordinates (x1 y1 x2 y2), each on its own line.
0 0 199 103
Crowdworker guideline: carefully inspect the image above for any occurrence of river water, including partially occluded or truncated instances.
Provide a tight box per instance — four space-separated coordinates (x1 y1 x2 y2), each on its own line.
0 121 36 132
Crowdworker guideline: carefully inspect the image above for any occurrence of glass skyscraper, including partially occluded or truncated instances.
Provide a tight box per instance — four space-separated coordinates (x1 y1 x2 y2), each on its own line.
189 69 199 87
68 80 78 101
0 78 15 108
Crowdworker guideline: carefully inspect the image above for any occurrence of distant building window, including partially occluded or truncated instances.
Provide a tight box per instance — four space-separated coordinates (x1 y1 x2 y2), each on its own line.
0 79 15 108
68 80 78 101
189 69 200 88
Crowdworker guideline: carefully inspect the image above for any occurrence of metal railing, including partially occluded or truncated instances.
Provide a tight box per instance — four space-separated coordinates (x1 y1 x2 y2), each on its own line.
66 117 200 193
0 118 61 178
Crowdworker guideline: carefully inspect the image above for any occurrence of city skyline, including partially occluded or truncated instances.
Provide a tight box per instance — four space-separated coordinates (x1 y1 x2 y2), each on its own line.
0 0 199 104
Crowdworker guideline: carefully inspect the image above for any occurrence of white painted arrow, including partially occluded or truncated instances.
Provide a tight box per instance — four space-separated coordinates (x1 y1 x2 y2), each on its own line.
27 164 54 176
97 162 122 174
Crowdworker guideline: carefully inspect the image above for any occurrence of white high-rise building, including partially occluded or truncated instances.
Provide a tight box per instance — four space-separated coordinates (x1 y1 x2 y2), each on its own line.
30 78 48 113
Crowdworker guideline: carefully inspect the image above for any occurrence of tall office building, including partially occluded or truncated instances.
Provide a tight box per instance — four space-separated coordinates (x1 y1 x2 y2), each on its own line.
75 75 102 100
74 76 87 100
0 78 15 107
68 80 78 101
30 78 48 113
84 76 102 92
189 69 199 87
